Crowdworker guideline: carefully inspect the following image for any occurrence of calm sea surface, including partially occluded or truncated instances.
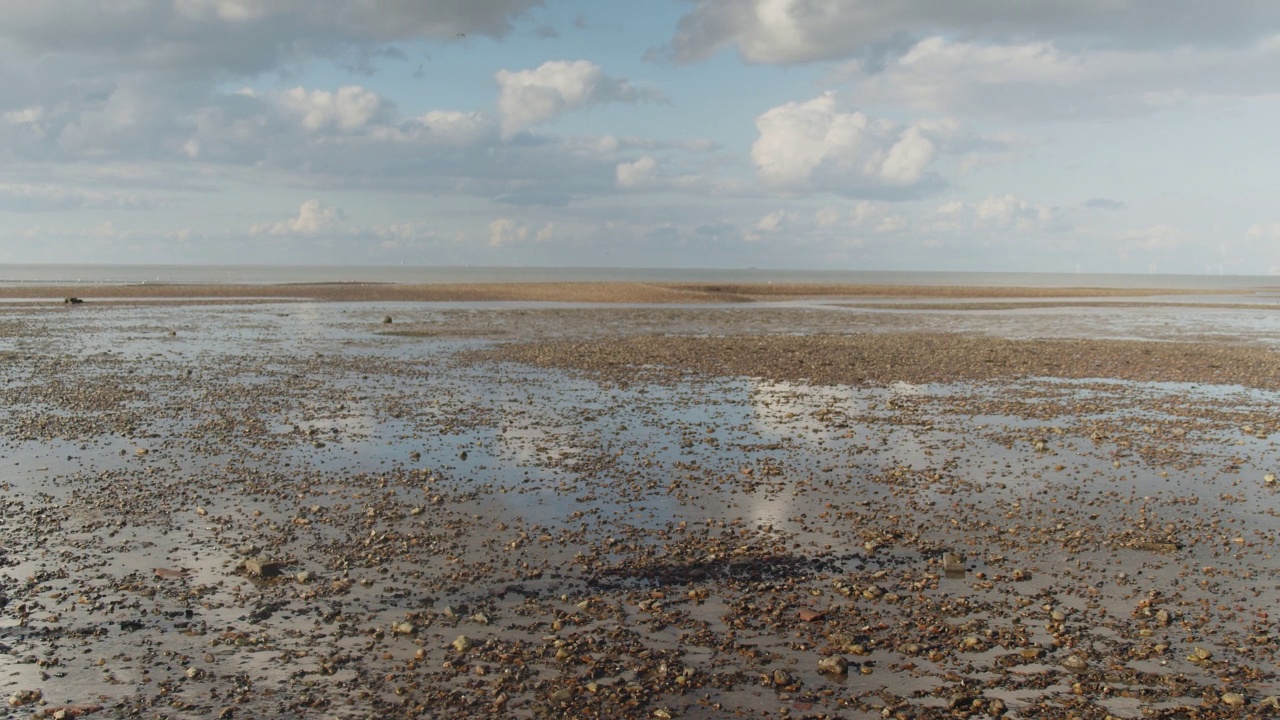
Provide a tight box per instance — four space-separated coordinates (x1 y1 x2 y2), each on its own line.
1 264 1278 291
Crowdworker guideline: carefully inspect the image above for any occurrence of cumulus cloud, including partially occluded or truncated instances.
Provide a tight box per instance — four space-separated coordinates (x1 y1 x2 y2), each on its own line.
925 194 1059 233
660 0 1280 65
496 60 661 138
1246 222 1280 240
277 86 387 132
973 194 1054 231
487 218 555 246
751 93 938 194
615 155 659 188
251 199 344 236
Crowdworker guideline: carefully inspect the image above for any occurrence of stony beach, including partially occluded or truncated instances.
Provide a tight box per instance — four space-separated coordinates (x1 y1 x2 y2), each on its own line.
3 283 1280 719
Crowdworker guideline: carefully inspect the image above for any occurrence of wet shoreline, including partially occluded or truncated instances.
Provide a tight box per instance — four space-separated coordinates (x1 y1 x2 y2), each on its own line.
2 298 1279 718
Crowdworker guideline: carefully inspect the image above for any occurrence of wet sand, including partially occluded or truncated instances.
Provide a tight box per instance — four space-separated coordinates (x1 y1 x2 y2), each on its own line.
2 292 1279 719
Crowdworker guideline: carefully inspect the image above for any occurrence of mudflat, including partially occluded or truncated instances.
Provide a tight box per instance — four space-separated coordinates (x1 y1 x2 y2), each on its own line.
1 291 1278 719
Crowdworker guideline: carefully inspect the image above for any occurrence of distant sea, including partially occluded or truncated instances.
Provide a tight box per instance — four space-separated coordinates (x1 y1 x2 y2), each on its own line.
0 264 1278 291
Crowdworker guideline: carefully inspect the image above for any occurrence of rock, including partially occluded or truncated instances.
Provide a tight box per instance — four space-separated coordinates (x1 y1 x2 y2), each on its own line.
771 669 793 686
392 622 414 635
185 666 205 679
1060 655 1088 673
295 571 311 583
943 551 965 575
549 688 572 703
1221 692 1246 707
241 557 281 578
382 316 393 324
452 635 471 652
1266 473 1276 485
817 655 848 675
63 297 83 304
8 689 41 707
236 544 258 556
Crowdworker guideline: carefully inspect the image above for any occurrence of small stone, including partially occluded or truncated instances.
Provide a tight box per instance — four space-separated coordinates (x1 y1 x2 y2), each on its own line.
195 506 207 516
1221 692 1246 707
452 635 471 652
1266 473 1276 485
549 688 572 703
817 655 848 675
185 666 204 679
241 558 280 578
943 551 965 575
295 571 311 583
392 622 414 635
8 689 41 707
1060 655 1088 673
382 316 393 324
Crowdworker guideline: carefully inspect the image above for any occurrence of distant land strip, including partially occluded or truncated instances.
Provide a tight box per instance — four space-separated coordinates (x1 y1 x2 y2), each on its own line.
0 281 1226 304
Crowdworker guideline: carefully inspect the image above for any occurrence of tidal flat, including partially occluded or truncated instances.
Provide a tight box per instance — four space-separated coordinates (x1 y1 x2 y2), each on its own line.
2 287 1280 719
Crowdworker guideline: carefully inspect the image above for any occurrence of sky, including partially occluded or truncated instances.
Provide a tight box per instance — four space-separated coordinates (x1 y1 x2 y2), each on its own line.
2 0 1280 273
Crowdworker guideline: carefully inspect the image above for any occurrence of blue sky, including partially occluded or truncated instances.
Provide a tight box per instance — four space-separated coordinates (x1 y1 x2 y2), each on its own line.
3 1 1280 273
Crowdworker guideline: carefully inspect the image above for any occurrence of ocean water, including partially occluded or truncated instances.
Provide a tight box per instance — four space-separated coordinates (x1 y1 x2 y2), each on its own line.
0 263 1278 290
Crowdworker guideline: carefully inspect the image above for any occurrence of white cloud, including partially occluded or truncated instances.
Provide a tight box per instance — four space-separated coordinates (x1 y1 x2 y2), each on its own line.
879 126 936 185
841 35 1280 120
277 86 386 132
926 194 1057 233
0 182 158 212
1246 222 1280 240
755 209 789 232
488 218 527 246
661 0 1280 65
1124 224 1182 250
973 194 1054 231
4 105 43 126
495 60 659 138
616 155 659 188
416 111 498 146
251 199 344 236
751 92 939 193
